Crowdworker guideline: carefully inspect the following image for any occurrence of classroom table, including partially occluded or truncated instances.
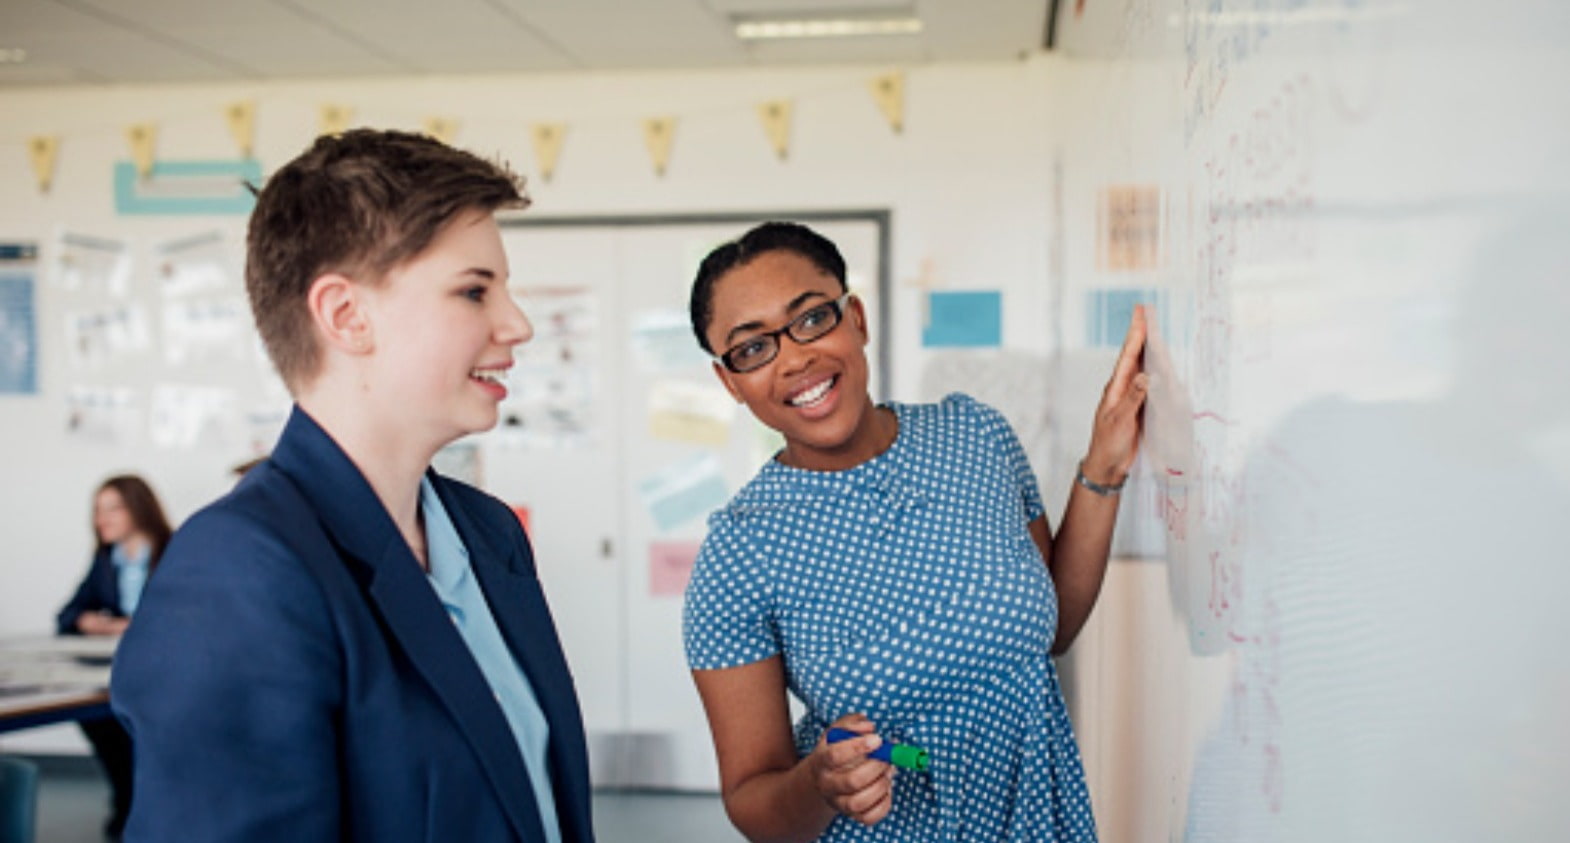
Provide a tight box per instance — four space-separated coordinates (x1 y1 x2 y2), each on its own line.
0 636 115 734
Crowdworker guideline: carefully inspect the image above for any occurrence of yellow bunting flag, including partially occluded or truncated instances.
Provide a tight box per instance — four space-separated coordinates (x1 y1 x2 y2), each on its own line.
126 123 157 180
530 123 567 183
28 135 59 193
869 71 906 134
756 99 793 161
225 100 256 158
643 116 677 178
422 117 458 145
319 104 352 137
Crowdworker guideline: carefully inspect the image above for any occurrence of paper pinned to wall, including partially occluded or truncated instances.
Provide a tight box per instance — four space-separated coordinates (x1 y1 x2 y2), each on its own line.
922 290 1003 348
631 309 710 373
1086 288 1167 349
242 405 288 458
148 384 237 449
638 453 730 533
1097 184 1163 272
648 540 701 597
0 245 39 395
162 297 250 365
499 286 598 447
648 379 735 446
54 231 132 297
65 305 150 369
155 230 235 298
65 386 140 443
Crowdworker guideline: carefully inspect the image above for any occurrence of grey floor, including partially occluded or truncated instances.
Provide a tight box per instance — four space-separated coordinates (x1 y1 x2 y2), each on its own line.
23 755 743 843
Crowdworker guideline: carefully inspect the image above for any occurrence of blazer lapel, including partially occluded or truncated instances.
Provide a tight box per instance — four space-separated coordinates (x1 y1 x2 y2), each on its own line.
366 549 546 843
437 478 593 843
269 407 545 843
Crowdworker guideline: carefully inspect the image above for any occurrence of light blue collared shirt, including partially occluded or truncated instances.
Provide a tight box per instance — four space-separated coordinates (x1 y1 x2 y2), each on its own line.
111 542 150 616
421 477 561 843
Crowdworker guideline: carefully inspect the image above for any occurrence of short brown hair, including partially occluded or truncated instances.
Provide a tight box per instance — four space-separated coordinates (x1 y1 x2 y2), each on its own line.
246 129 529 390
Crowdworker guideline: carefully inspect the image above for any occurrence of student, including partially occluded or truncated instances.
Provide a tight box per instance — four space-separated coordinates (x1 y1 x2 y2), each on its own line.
110 129 594 843
57 474 172 840
682 221 1146 841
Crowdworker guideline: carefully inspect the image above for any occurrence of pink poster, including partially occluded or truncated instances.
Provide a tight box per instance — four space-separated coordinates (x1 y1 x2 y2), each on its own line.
648 540 700 597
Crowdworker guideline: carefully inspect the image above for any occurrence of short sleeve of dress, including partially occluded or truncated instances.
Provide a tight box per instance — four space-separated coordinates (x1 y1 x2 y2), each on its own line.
682 515 779 670
947 392 1046 523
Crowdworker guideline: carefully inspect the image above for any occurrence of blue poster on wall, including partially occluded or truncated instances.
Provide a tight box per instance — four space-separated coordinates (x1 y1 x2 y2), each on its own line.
1085 288 1167 348
0 243 39 395
922 290 1003 348
114 159 262 215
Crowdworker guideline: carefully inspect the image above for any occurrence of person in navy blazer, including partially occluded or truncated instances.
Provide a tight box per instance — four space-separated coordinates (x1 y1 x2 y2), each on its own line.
58 474 173 839
110 130 595 843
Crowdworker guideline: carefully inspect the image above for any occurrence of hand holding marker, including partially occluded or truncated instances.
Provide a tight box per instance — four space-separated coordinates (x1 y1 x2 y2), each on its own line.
827 727 929 772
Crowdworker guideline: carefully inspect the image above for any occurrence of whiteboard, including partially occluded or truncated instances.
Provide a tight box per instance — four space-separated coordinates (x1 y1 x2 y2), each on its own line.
1049 1 1570 840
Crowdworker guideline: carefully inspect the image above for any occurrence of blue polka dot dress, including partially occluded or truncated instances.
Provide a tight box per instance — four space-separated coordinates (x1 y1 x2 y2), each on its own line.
684 393 1097 842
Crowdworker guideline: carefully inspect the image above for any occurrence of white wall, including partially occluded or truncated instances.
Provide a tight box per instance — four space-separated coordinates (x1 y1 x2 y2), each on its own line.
0 57 1064 752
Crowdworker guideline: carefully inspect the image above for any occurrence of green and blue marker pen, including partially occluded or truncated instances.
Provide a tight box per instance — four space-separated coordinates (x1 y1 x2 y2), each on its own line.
826 727 929 772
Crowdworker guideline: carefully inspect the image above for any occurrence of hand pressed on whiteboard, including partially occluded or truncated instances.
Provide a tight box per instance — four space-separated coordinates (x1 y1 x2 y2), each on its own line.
1042 305 1150 654
1083 304 1150 487
1140 311 1195 480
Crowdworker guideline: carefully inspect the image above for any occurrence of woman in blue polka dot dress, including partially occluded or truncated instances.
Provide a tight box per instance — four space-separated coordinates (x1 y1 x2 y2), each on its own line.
683 221 1148 842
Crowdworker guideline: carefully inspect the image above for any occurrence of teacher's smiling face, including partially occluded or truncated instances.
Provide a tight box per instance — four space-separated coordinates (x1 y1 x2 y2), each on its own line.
706 249 884 472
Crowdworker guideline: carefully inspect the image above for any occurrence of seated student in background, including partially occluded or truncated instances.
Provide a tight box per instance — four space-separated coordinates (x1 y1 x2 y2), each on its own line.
56 473 172 840
683 222 1147 841
111 129 595 843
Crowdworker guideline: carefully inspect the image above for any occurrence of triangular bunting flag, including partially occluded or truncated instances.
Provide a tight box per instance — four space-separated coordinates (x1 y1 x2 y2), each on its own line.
126 123 157 180
422 117 458 145
531 123 567 183
28 135 59 193
757 99 793 161
643 116 677 177
225 100 256 158
319 104 352 137
869 71 906 134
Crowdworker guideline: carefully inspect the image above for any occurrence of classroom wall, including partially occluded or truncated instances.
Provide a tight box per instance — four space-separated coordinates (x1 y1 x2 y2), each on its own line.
0 58 1065 754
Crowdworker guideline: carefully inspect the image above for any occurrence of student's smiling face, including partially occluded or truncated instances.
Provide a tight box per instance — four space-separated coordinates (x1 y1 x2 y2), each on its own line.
359 209 533 448
93 487 135 546
706 249 883 471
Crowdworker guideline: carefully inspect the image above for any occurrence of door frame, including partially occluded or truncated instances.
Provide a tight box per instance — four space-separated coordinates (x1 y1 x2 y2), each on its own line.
499 209 893 399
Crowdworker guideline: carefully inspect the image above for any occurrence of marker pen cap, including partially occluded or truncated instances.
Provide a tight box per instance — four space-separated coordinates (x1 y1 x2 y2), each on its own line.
826 727 929 772
888 744 929 772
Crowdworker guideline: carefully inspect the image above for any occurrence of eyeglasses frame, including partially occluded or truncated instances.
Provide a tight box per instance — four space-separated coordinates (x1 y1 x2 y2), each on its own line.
714 292 855 374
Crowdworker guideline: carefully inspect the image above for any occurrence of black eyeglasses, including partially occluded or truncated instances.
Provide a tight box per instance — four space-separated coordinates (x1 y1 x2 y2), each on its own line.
715 293 852 374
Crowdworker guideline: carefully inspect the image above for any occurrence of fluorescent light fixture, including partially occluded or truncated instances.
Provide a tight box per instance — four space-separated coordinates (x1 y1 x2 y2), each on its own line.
735 16 923 40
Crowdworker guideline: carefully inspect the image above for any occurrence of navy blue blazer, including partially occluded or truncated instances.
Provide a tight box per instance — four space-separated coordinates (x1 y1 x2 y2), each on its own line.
57 545 124 635
111 407 595 843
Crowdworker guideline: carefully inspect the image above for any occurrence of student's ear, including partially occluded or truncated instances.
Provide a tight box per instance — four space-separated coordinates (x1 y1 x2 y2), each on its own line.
307 273 372 355
712 360 745 403
848 294 870 346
